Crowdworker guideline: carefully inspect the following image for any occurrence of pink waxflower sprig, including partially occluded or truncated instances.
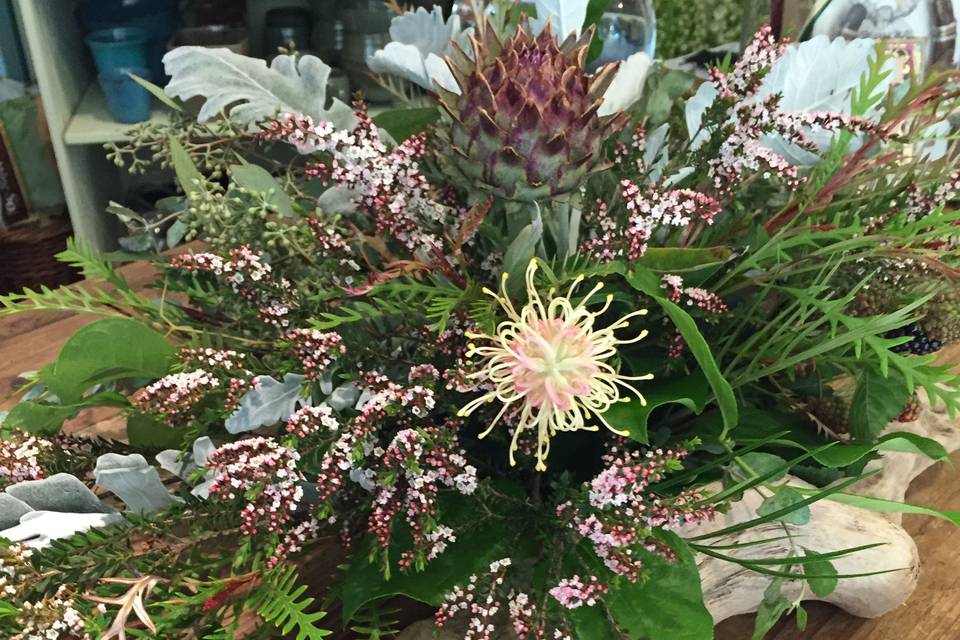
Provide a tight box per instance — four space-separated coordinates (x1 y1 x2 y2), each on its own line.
170 245 297 328
262 102 447 258
558 446 717 582
206 437 303 538
286 329 346 381
581 184 721 263
703 26 885 195
309 372 477 571
0 431 52 490
135 370 220 427
436 558 581 640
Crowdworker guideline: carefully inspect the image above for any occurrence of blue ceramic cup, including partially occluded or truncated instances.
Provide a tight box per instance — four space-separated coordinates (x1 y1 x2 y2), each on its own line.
85 27 149 77
98 67 152 124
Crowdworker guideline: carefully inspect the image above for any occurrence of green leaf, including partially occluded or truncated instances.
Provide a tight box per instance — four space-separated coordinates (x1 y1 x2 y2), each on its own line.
502 219 543 297
752 579 791 640
126 412 183 450
568 601 618 639
166 220 189 248
129 73 183 112
3 392 130 435
635 246 732 273
625 267 738 434
0 600 17 618
340 494 513 622
587 532 714 640
736 452 789 483
734 408 948 467
43 318 176 405
231 164 295 217
602 372 710 443
849 365 913 441
3 402 79 434
169 136 204 196
797 489 960 526
802 549 838 597
372 107 440 142
756 486 811 525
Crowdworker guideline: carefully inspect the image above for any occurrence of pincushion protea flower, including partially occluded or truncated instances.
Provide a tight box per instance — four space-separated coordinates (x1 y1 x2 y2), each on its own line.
459 260 652 471
437 21 630 202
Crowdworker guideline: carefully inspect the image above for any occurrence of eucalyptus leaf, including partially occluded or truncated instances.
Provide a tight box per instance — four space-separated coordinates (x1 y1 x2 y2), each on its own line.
225 374 309 434
752 579 792 640
129 73 183 112
231 164 295 217
169 136 204 196
163 49 356 130
165 220 189 248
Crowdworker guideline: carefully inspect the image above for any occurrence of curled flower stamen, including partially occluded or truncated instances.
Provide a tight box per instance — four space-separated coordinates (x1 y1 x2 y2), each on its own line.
459 260 653 471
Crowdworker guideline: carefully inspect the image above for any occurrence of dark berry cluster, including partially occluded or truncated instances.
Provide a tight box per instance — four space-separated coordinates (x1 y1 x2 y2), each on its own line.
887 323 944 356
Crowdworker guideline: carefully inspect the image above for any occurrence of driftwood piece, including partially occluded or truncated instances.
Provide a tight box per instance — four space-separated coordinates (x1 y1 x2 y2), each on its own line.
686 393 957 623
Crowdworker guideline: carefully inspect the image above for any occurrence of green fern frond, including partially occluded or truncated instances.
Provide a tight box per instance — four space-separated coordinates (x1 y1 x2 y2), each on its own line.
250 566 331 640
350 603 403 640
311 277 474 333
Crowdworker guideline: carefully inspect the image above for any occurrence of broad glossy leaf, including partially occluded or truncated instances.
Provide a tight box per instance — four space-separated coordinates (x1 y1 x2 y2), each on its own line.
635 246 732 273
582 532 714 640
43 319 175 405
3 392 130 435
625 267 738 434
340 493 513 621
602 372 710 443
126 412 183 450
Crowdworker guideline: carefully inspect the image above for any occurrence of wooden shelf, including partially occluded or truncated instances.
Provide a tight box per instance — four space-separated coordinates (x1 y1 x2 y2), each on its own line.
64 82 172 146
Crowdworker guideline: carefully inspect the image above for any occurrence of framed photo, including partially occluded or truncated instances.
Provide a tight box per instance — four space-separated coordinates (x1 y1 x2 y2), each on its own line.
0 123 29 228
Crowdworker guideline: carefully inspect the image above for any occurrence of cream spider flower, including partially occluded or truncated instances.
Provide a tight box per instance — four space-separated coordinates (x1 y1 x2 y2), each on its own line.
459 260 653 471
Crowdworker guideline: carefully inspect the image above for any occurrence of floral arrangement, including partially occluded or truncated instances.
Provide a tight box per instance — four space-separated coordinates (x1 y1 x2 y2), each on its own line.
1 1 959 639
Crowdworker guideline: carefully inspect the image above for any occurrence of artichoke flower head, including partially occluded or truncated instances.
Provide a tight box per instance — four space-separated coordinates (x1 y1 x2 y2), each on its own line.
436 20 631 203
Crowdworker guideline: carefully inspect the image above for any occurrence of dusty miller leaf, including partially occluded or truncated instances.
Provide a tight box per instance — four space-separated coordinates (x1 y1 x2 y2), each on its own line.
163 49 356 130
225 374 309 434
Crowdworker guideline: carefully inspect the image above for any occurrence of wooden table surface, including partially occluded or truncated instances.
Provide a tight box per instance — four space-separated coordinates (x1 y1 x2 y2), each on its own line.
2 260 959 639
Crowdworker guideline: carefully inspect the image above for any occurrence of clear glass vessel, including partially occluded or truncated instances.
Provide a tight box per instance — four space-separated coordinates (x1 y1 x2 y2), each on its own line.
588 0 657 71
